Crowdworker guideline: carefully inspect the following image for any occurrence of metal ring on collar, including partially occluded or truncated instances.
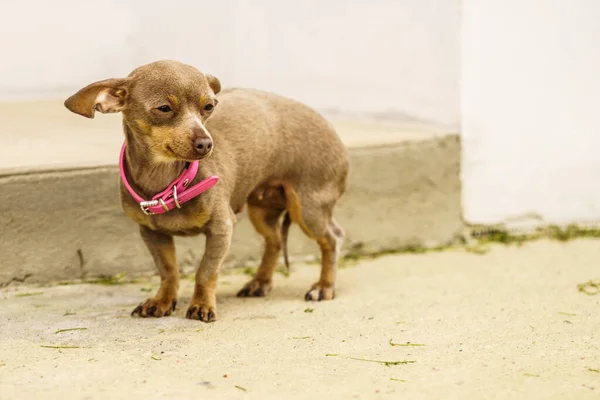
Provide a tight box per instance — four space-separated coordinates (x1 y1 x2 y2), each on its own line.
159 198 169 212
173 185 182 209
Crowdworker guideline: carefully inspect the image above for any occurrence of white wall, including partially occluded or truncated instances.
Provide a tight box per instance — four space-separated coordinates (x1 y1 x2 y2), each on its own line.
7 1 597 229
0 0 460 129
461 0 600 228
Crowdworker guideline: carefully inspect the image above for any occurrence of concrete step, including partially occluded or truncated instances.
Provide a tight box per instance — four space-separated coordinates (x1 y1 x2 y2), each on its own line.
0 100 462 285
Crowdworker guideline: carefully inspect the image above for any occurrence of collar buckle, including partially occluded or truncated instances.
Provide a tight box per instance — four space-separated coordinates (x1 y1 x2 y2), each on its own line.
139 200 159 215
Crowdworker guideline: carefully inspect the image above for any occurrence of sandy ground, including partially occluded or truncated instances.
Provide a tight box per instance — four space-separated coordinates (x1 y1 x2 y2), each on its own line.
1 240 599 400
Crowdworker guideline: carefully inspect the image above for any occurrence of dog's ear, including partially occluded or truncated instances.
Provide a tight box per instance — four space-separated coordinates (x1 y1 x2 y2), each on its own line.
206 74 221 95
64 78 130 118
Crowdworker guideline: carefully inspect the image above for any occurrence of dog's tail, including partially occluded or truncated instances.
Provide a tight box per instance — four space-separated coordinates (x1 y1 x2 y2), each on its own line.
279 182 316 273
281 211 292 271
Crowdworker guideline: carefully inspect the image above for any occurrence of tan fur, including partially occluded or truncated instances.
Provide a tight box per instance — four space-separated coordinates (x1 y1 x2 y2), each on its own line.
237 205 284 297
282 183 316 239
167 95 180 107
64 60 349 322
131 226 179 317
135 119 151 134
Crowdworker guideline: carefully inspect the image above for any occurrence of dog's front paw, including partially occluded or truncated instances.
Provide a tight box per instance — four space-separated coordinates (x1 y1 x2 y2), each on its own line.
305 282 335 301
236 279 272 298
185 303 217 322
131 297 177 318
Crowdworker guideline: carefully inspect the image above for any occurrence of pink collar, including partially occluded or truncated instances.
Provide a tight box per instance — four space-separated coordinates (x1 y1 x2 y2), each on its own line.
119 142 219 215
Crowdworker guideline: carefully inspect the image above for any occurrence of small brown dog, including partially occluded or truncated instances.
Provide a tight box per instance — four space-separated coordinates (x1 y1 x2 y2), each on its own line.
64 60 349 322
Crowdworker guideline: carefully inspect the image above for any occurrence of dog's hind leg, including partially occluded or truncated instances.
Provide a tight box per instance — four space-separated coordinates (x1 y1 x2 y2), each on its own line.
304 221 344 301
283 184 345 301
237 205 285 297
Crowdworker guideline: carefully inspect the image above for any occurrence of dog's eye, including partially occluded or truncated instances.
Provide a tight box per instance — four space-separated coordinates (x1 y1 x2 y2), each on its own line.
157 105 172 113
204 104 214 112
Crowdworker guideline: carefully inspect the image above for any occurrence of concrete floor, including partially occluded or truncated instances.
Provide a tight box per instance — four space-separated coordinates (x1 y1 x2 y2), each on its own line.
1 240 599 399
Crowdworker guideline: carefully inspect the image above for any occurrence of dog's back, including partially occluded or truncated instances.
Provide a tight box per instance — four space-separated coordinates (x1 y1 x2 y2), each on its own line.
207 88 349 210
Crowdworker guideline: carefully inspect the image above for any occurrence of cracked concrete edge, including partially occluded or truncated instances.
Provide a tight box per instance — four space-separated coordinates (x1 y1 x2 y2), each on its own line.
0 134 462 286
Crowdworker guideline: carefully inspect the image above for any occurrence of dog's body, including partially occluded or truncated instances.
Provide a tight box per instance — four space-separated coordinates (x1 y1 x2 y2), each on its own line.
65 61 349 321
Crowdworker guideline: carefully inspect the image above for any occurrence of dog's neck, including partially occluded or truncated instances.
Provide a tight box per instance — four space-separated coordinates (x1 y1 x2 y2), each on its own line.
123 123 187 196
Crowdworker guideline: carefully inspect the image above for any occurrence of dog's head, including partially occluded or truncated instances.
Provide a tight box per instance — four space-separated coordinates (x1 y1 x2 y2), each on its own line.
64 60 221 162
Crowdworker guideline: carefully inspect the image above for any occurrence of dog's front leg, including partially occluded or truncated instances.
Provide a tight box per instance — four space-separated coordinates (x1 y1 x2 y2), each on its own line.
132 226 179 317
185 219 233 322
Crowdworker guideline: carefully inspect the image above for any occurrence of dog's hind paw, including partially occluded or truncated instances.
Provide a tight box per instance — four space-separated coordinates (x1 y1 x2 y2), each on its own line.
236 279 272 298
305 283 335 301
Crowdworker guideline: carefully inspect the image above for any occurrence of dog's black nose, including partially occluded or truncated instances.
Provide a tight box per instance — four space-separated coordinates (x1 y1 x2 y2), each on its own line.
193 137 213 156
